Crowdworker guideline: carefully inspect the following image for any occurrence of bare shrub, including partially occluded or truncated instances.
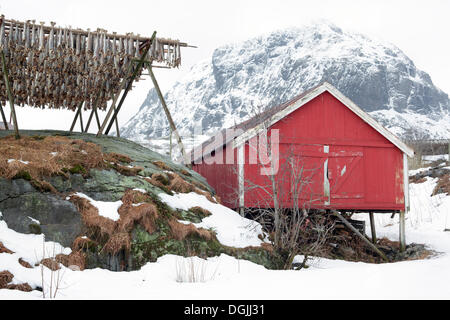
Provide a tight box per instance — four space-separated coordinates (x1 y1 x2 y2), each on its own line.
175 256 219 283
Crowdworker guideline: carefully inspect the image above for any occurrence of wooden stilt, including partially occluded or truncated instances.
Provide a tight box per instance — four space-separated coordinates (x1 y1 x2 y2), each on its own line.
70 102 83 132
332 210 388 262
148 66 190 166
94 108 101 130
1 51 19 139
0 101 9 130
85 109 95 133
79 108 84 132
369 212 376 244
114 109 120 137
99 31 157 137
85 90 103 133
399 210 406 252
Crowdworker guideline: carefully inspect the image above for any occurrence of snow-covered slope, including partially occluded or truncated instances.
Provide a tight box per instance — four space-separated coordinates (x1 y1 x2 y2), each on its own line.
122 22 450 142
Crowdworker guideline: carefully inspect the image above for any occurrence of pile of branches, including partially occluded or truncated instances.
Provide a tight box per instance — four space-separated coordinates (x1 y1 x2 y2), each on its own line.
0 15 186 111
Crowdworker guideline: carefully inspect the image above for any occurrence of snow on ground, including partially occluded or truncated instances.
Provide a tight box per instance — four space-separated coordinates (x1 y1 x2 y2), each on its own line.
0 220 71 292
1 166 450 299
71 192 122 221
159 192 266 248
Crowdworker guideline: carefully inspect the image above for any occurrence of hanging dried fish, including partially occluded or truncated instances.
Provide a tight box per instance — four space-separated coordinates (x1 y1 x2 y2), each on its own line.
0 15 186 112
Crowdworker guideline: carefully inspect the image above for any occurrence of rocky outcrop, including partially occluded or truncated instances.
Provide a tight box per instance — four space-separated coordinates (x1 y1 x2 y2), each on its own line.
0 130 280 271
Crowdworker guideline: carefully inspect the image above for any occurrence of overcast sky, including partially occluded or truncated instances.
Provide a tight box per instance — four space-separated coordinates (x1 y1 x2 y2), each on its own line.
1 0 449 133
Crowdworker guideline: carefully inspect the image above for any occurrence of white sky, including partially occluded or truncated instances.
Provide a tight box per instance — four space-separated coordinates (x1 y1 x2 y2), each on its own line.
1 0 449 133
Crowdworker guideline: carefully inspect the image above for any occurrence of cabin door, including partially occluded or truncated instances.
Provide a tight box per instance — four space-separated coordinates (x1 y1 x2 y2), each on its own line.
287 144 327 206
326 146 365 204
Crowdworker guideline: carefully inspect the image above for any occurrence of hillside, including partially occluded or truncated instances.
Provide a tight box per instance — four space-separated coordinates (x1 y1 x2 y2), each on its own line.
121 22 450 142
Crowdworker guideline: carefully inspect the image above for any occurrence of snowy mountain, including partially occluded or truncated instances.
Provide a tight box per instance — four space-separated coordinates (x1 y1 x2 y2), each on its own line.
121 22 450 142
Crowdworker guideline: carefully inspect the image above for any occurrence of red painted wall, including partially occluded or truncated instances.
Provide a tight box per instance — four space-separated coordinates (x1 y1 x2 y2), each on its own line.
193 91 405 211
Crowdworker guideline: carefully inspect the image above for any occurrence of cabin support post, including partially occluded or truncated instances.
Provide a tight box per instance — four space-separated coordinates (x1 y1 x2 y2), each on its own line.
0 51 19 139
332 210 388 262
148 65 190 167
103 32 157 137
238 144 245 216
0 102 8 130
400 152 409 252
369 211 376 244
399 210 406 251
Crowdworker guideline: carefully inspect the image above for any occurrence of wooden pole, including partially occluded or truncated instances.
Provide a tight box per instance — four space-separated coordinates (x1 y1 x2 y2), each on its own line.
85 89 103 132
94 108 101 130
148 65 190 167
85 109 95 132
369 212 377 244
70 102 83 132
99 31 157 137
114 106 120 138
79 107 84 132
332 210 389 262
0 51 19 139
399 210 406 252
0 101 9 130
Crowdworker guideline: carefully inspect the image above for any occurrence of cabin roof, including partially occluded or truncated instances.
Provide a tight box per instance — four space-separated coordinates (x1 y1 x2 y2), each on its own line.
190 82 414 162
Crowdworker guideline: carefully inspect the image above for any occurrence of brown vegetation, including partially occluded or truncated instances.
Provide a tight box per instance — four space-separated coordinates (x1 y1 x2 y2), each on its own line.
40 258 61 271
71 196 116 240
0 242 13 254
152 160 172 171
188 206 212 217
0 135 107 193
18 258 32 269
432 173 450 196
167 219 214 241
0 135 144 193
0 270 14 287
55 252 86 271
0 270 32 292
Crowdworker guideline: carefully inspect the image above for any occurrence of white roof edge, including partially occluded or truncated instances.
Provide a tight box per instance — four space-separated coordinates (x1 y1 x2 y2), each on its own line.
233 82 415 158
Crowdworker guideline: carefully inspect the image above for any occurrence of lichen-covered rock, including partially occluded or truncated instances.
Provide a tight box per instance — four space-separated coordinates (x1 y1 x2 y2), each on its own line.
0 130 281 272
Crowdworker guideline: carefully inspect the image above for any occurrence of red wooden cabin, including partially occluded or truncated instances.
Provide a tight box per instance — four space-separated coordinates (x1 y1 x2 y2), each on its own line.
190 83 414 245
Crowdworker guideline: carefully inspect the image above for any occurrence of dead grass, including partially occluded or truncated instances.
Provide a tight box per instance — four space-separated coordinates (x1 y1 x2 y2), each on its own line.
56 251 86 271
188 206 212 217
103 232 131 255
71 236 94 252
168 219 214 241
0 135 105 180
104 152 132 164
40 258 60 271
165 172 217 203
409 176 427 184
69 189 160 258
70 196 116 240
0 270 32 292
0 242 13 254
113 164 143 177
432 173 450 196
152 160 172 171
6 283 33 292
0 270 14 288
18 258 32 269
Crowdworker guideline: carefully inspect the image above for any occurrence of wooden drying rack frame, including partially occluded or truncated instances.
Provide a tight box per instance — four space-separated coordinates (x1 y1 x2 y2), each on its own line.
0 17 192 164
